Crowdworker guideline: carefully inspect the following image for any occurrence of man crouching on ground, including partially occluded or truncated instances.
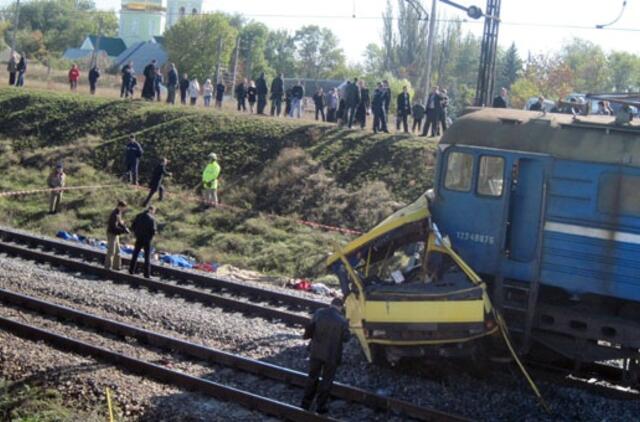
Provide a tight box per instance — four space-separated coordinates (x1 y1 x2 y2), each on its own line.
301 297 350 414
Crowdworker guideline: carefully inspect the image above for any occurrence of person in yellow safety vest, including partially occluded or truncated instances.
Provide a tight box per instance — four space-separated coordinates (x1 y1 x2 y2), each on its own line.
202 152 221 208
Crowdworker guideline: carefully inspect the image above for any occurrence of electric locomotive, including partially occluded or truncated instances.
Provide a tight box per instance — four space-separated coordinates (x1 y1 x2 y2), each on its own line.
430 105 640 382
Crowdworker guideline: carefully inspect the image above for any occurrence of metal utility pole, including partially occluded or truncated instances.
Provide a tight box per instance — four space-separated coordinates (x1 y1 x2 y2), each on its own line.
474 0 501 106
90 15 103 70
213 36 223 84
404 0 485 101
231 36 240 95
10 0 21 55
424 0 438 99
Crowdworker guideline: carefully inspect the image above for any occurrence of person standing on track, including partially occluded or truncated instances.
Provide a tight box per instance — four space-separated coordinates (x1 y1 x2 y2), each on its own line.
104 200 129 271
128 206 157 279
301 298 350 414
47 163 66 214
124 135 143 185
202 153 221 208
143 157 171 207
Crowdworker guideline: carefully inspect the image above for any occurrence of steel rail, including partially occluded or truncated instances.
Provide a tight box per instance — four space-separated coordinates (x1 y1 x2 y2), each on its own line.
0 288 466 421
0 315 334 422
0 239 311 326
0 226 327 312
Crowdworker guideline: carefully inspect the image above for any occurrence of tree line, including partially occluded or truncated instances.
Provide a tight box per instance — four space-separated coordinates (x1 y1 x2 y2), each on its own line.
2 0 640 113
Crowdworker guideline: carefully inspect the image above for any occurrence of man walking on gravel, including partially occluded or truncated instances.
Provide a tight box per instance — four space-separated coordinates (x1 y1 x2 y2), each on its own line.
202 153 221 208
124 135 143 185
143 157 171 207
301 298 350 414
105 200 129 271
129 206 157 279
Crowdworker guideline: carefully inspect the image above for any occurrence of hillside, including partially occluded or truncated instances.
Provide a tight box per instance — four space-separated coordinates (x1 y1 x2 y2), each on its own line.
0 88 438 279
0 89 437 204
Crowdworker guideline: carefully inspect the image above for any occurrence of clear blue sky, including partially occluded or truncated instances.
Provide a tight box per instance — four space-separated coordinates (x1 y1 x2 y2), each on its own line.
5 0 640 62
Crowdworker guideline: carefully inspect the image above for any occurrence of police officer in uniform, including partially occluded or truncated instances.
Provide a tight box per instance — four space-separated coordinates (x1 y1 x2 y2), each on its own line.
301 298 350 414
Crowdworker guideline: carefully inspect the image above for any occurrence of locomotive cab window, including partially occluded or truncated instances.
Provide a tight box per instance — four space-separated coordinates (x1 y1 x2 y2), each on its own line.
444 151 473 192
598 173 640 216
477 156 504 197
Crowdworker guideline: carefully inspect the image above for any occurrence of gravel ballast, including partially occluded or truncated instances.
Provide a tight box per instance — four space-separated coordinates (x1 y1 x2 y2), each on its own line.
0 253 638 421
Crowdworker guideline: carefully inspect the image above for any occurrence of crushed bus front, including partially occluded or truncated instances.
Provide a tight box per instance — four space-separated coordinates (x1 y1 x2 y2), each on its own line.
327 195 498 363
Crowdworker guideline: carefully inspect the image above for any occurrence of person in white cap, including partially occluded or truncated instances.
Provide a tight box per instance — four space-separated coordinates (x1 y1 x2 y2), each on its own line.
202 153 221 208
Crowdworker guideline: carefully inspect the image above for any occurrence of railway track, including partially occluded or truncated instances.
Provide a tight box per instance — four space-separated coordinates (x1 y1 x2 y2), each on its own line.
0 226 321 326
0 287 466 421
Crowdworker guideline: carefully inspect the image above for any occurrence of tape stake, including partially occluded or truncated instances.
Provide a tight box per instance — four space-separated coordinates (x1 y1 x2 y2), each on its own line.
106 387 115 422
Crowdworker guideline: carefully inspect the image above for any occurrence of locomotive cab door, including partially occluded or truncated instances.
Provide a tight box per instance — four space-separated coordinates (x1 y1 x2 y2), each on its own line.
501 155 551 281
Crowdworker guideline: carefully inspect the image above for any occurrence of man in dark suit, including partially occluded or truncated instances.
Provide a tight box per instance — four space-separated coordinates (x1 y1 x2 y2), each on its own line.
422 86 442 137
396 86 411 133
301 298 350 414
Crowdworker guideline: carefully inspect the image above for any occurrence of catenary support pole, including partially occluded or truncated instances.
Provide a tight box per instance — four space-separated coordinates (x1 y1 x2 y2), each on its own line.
10 0 21 55
424 0 438 102
231 36 240 96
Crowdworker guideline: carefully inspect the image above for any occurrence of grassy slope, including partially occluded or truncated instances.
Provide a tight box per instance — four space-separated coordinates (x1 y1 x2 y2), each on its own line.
0 88 437 203
0 88 437 279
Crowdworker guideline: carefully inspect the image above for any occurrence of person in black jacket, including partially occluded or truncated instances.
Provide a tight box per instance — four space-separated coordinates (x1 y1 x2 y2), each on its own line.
120 61 133 98
105 200 129 271
215 80 225 108
301 298 350 414
179 73 190 105
128 206 157 279
383 79 391 122
396 86 411 133
313 88 326 121
290 81 304 118
344 78 360 128
166 63 178 104
235 78 247 111
124 135 143 185
355 80 370 129
141 60 157 101
16 53 27 87
422 86 442 137
255 72 268 114
372 82 389 134
270 73 284 116
88 65 100 95
492 87 508 108
143 158 171 207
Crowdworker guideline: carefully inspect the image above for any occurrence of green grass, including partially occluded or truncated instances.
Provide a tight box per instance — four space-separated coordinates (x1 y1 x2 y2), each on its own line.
0 88 438 281
0 378 102 422
0 140 346 280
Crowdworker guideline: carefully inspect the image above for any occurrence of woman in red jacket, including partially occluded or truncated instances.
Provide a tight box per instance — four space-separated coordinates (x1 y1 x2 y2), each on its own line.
68 64 80 92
